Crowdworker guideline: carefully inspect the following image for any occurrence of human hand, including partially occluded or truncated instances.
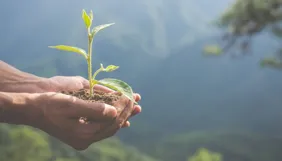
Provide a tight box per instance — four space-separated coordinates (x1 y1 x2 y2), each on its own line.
0 80 141 150
31 91 136 150
47 76 142 127
0 61 142 148
1 75 141 127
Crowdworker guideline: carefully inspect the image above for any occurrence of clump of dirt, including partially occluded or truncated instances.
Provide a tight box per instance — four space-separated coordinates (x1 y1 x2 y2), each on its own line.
61 88 122 106
61 89 124 123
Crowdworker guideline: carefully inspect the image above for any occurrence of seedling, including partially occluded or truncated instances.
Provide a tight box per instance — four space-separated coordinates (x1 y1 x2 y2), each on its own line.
49 9 136 104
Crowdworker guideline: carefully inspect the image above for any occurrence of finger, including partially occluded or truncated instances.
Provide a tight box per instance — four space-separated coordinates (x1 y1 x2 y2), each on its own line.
121 105 141 128
93 84 114 93
134 93 141 102
122 121 130 128
92 100 134 141
80 78 111 92
49 76 87 91
131 105 142 117
67 97 117 121
115 99 134 125
79 76 90 88
84 83 115 93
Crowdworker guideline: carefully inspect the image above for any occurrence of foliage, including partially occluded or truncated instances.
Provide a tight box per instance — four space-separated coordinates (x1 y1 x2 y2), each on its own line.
3 123 282 161
0 125 51 161
204 0 282 68
216 0 282 34
187 148 222 161
49 9 135 102
79 137 159 161
146 130 282 161
0 125 159 161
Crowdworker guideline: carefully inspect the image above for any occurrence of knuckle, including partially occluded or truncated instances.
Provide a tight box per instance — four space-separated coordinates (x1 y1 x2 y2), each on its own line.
95 103 107 114
74 76 87 83
65 95 76 107
75 76 89 88
96 103 105 109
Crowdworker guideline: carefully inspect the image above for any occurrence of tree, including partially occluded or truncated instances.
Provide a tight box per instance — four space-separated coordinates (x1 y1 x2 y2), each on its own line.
204 0 282 69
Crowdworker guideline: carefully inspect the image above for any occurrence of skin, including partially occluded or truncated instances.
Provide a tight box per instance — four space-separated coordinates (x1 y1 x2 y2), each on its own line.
0 60 142 150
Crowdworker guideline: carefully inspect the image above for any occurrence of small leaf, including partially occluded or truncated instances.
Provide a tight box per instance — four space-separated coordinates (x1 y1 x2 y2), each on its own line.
203 45 223 56
105 65 119 72
49 45 87 59
82 9 92 29
91 23 115 36
100 63 104 69
89 10 93 21
98 78 134 102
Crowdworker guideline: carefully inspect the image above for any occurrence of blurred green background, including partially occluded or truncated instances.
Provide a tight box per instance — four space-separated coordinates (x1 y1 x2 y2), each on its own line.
1 0 282 161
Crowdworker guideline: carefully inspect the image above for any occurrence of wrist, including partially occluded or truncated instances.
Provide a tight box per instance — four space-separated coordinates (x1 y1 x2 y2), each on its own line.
0 77 50 93
0 61 51 93
0 92 43 127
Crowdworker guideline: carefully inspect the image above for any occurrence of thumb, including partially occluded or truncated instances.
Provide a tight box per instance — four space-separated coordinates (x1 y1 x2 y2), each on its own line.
80 77 90 89
67 97 118 121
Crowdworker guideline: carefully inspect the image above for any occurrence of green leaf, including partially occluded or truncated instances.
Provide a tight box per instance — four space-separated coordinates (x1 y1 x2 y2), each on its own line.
82 9 92 29
89 10 93 21
48 45 87 59
203 45 223 56
91 23 115 36
105 65 119 72
98 78 134 102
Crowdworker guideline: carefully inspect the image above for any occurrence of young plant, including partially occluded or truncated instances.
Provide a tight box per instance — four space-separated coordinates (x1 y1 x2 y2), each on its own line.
49 9 135 103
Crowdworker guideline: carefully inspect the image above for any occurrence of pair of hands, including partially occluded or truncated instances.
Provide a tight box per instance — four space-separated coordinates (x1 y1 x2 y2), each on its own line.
7 76 141 150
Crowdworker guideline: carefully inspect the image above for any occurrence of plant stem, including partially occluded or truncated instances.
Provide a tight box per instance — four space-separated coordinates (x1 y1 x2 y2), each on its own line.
87 35 94 97
92 68 103 80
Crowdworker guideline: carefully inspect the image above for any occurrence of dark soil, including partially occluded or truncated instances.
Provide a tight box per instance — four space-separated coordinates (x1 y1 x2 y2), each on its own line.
61 88 122 106
61 89 123 123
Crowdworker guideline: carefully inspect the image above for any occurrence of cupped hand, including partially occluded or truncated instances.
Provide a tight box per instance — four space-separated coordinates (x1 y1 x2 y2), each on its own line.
32 92 134 150
4 75 141 127
48 76 142 127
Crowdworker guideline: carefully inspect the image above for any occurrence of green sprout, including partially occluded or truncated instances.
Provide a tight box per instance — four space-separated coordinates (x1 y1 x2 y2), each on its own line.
49 9 135 103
